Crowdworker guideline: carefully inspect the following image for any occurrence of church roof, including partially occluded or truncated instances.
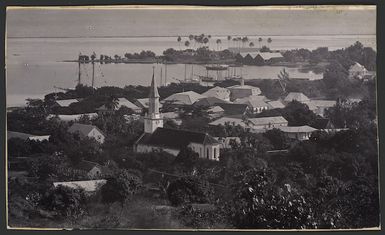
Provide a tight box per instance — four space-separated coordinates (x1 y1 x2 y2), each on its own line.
163 91 206 105
149 74 160 98
136 127 219 149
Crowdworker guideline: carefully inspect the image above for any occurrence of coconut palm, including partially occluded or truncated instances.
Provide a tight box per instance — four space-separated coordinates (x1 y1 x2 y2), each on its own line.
185 40 190 49
258 37 263 48
177 36 182 49
227 35 232 48
105 95 119 111
267 37 272 48
242 36 249 48
216 39 222 50
249 42 255 48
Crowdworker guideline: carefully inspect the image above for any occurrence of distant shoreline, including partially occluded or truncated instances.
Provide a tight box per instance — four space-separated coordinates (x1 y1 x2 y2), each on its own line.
7 34 376 39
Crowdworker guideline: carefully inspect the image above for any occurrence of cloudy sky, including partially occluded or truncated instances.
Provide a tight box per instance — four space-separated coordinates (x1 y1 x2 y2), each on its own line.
6 6 376 37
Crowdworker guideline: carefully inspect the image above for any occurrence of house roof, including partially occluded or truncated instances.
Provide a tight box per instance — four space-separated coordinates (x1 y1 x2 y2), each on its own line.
55 99 79 107
216 103 249 116
193 97 228 108
135 98 163 109
349 62 368 72
163 91 206 105
248 116 288 126
256 52 284 60
310 118 335 130
239 52 260 59
53 179 107 192
307 100 336 108
284 92 310 103
278 125 317 133
68 123 104 137
162 111 180 119
267 100 285 109
201 86 230 100
136 127 219 149
117 98 141 110
245 99 270 109
234 95 269 104
228 84 262 93
208 106 225 113
28 135 50 141
7 131 33 140
209 117 249 128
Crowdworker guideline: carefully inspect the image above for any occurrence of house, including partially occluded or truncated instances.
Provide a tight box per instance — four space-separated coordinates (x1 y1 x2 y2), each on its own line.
209 117 251 129
306 100 336 117
46 113 98 122
134 98 163 110
216 103 250 116
201 86 231 101
254 52 285 65
68 123 105 144
96 98 142 114
207 106 225 119
234 96 270 113
348 62 369 79
214 137 241 149
310 118 335 132
75 160 104 179
53 99 79 107
267 100 285 109
284 92 310 104
278 125 318 141
248 116 288 130
134 72 220 161
163 91 206 106
228 79 262 100
7 131 50 141
193 97 228 108
53 179 107 194
135 127 221 160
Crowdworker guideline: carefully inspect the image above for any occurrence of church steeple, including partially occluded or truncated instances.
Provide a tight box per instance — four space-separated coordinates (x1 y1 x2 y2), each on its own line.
144 67 163 134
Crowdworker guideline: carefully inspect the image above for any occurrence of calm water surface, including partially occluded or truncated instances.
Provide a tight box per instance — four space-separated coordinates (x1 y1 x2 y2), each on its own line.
6 35 376 107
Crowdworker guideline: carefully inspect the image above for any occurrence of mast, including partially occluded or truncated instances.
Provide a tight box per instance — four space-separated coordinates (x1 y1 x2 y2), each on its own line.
184 64 187 81
160 67 163 87
78 53 82 85
91 52 96 88
165 61 168 86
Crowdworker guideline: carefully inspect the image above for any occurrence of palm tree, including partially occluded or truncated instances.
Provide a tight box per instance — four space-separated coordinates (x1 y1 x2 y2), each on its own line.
227 35 232 48
216 39 222 51
105 95 119 111
177 36 182 49
203 37 209 46
258 37 263 48
242 36 249 48
267 37 272 48
189 34 194 41
249 42 254 48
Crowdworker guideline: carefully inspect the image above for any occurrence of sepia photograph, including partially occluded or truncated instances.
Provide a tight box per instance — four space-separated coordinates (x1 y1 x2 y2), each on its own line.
5 5 379 230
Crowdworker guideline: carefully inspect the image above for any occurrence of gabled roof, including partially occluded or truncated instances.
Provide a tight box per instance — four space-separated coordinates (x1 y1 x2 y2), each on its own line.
234 95 268 104
216 103 249 116
267 100 285 109
239 52 260 59
136 128 219 149
349 62 368 72
310 118 335 130
228 84 261 92
163 91 206 105
193 97 228 108
55 99 79 107
68 123 104 137
7 131 33 140
53 179 107 192
248 116 288 126
279 125 317 133
117 98 141 110
284 92 310 103
246 99 270 109
208 106 225 113
256 52 284 60
201 86 230 100
135 98 164 109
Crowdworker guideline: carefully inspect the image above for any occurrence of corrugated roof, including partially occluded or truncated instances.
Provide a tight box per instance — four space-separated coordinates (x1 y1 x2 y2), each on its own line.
55 99 79 107
53 179 107 192
267 100 285 109
249 116 288 126
279 125 317 133
193 97 228 108
216 103 249 116
201 86 230 100
234 95 268 104
163 91 206 105
284 92 310 102
246 99 270 109
240 52 260 59
136 127 219 149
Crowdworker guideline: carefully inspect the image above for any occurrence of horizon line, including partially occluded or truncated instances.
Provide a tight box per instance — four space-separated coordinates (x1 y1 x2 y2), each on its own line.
7 33 376 39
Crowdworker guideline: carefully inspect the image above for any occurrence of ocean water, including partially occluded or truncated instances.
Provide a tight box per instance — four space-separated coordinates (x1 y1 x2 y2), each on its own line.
6 35 376 107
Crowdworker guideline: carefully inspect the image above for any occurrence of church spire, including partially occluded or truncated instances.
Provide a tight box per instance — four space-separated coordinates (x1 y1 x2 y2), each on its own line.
149 67 159 98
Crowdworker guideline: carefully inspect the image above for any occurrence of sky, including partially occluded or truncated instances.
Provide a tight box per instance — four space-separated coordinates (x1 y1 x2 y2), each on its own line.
6 6 376 37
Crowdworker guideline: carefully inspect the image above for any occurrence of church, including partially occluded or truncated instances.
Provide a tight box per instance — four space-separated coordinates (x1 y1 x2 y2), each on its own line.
134 73 221 161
